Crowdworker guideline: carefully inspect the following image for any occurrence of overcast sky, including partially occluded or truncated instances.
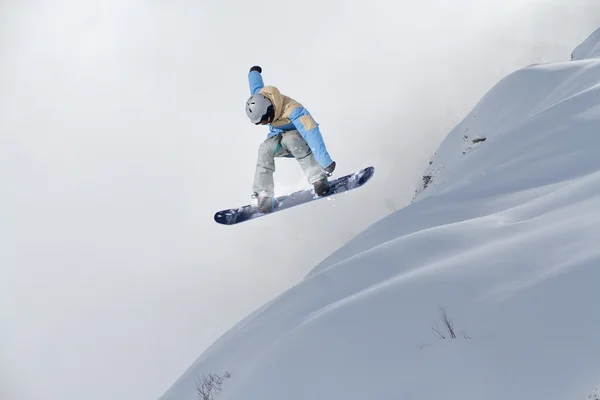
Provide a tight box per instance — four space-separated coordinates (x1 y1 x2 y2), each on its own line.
2 1 599 399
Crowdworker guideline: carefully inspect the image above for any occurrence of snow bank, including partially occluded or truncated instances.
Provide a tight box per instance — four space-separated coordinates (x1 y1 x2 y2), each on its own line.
571 26 600 60
160 29 600 400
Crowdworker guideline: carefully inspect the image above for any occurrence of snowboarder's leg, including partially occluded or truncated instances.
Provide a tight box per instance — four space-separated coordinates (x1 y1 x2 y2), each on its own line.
252 135 280 198
280 130 330 195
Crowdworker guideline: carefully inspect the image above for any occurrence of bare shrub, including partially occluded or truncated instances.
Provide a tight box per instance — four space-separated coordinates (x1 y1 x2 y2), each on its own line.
197 371 231 400
417 307 471 349
432 307 457 339
422 175 432 189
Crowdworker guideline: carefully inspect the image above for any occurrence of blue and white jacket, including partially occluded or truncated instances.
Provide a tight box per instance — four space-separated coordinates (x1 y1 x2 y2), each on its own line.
248 70 334 168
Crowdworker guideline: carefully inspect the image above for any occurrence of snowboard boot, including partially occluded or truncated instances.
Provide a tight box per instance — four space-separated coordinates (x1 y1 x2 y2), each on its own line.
257 195 276 213
324 161 336 176
313 178 331 196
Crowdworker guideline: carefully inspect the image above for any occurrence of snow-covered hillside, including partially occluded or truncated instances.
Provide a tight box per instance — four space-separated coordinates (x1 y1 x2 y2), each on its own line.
160 29 600 400
572 26 600 60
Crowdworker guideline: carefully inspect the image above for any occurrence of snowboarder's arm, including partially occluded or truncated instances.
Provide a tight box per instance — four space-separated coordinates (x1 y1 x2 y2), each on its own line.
248 66 264 95
290 107 334 168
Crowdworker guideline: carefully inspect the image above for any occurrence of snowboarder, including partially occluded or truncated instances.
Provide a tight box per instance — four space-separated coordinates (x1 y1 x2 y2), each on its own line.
245 65 337 213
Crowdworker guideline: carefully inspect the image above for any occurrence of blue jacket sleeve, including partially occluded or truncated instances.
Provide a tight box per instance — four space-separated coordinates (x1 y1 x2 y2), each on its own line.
248 70 264 95
290 107 334 168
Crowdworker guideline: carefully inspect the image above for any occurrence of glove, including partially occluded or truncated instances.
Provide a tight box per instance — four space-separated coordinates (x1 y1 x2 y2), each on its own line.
249 65 262 73
324 161 336 176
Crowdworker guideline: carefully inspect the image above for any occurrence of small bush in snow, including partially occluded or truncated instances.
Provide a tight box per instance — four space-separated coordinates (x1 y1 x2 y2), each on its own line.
422 175 432 189
417 308 471 349
431 307 470 340
589 387 600 400
432 307 456 339
196 371 231 400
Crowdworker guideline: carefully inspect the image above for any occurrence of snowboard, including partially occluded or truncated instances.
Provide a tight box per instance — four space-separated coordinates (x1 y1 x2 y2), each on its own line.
214 166 374 225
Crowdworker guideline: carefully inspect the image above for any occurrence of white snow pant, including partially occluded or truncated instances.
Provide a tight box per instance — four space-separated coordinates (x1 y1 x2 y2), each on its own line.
252 130 328 197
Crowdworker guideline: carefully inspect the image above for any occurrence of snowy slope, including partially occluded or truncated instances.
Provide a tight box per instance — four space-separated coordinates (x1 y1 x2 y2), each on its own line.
160 30 600 400
572 26 600 60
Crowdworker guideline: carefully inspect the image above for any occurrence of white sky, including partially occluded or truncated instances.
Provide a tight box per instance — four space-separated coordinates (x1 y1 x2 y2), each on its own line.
1 1 599 399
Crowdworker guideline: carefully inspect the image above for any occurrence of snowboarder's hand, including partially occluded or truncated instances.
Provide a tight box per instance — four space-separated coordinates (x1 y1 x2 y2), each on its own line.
250 65 262 73
324 161 336 176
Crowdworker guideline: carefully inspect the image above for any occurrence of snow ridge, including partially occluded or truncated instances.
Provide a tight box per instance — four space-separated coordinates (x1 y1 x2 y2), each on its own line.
571 26 600 61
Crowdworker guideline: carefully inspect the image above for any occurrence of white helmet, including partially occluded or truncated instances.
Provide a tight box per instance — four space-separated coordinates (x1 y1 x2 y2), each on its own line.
246 94 274 124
